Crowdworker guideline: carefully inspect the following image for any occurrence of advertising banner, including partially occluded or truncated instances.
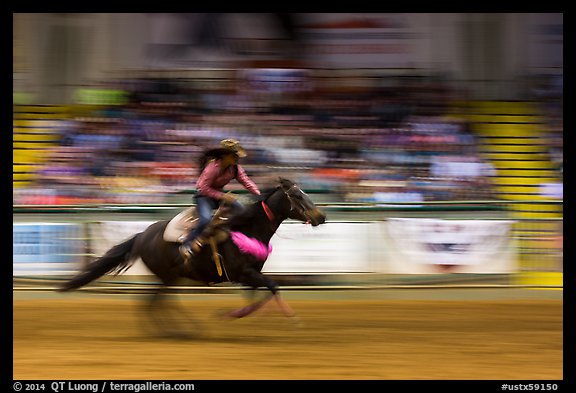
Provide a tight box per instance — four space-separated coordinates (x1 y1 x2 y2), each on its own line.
263 222 378 273
299 13 421 68
91 221 377 275
383 218 517 274
13 223 84 275
14 219 517 277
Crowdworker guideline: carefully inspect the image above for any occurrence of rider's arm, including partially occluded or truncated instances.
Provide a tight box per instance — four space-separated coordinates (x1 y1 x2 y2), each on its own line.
236 165 261 196
196 161 225 200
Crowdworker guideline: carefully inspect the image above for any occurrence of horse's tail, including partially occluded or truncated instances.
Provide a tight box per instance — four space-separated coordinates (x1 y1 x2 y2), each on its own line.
58 234 139 292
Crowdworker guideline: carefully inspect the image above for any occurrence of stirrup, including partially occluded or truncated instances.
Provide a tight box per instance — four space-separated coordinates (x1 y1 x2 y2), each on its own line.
179 244 194 260
191 238 204 252
180 239 202 257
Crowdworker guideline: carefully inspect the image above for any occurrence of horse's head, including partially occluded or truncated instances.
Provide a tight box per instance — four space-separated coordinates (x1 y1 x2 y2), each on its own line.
266 178 326 226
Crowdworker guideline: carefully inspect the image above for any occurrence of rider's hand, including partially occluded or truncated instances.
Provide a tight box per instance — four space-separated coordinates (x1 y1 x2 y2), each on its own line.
221 193 237 205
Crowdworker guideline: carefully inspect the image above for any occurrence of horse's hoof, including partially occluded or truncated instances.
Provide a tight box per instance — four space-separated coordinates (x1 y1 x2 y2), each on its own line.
289 315 304 328
56 284 73 293
214 309 237 320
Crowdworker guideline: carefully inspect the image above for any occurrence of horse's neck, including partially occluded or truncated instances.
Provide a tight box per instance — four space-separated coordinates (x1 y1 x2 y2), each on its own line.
230 202 284 243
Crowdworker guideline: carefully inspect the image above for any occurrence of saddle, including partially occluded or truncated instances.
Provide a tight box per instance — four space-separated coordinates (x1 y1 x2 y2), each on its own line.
164 205 232 244
164 205 233 275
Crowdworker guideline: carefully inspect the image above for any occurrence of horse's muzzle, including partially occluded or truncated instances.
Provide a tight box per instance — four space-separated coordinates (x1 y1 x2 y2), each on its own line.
308 209 326 226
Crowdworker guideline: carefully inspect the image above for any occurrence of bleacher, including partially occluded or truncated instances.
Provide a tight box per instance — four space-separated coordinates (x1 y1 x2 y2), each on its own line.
462 101 562 285
13 105 68 188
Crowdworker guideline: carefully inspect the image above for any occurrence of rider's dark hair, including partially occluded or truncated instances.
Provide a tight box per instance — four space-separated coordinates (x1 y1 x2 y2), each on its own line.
198 148 238 176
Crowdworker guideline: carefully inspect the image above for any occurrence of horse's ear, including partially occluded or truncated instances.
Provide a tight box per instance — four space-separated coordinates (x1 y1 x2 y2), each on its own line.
278 177 291 190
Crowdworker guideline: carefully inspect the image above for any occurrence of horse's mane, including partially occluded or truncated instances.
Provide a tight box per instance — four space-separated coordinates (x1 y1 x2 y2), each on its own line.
227 179 292 230
256 186 280 202
257 178 294 201
226 188 276 230
226 202 260 231
227 178 295 230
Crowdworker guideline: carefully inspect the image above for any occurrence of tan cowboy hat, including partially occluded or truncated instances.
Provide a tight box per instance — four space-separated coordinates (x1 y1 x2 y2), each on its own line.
220 139 247 158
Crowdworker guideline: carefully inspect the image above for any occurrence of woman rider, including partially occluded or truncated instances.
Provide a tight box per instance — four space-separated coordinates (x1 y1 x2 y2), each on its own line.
180 139 261 259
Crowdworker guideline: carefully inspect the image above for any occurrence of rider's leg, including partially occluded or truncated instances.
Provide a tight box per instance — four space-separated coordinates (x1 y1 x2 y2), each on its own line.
181 196 218 256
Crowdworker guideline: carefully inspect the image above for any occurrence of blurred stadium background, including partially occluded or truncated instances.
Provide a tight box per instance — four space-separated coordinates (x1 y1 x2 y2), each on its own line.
13 13 562 289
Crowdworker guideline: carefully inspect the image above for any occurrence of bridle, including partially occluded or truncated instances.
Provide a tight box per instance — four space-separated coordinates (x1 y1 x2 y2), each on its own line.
282 183 311 219
261 182 311 225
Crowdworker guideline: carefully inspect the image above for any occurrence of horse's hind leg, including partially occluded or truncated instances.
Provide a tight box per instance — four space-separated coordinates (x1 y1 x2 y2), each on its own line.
146 287 181 337
144 285 202 339
143 285 175 336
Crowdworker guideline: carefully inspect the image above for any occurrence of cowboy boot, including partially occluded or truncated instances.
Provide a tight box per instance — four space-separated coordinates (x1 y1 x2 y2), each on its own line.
179 237 203 262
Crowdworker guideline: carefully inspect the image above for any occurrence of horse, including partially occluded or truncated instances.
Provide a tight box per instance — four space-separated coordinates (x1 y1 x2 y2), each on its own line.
58 177 326 336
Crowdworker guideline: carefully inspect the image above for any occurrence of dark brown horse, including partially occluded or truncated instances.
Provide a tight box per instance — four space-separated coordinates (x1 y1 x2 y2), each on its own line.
58 178 326 335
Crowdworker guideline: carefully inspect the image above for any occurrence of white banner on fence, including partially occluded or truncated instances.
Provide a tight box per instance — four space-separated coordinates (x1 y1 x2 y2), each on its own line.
89 221 155 275
383 218 517 274
14 219 519 277
263 222 377 273
88 221 376 275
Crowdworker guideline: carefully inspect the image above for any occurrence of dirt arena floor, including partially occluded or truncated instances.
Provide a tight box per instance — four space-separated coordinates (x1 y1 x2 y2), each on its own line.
13 291 562 380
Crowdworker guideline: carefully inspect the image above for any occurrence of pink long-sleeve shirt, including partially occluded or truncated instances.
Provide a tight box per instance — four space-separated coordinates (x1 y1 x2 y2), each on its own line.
196 159 260 200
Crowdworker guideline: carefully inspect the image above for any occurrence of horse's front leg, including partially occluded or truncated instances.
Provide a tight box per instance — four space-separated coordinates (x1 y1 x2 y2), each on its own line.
226 268 296 320
272 292 296 318
225 292 273 318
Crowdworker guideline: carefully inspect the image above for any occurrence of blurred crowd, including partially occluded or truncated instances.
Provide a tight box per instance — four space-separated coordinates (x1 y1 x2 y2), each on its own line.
13 75 561 205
